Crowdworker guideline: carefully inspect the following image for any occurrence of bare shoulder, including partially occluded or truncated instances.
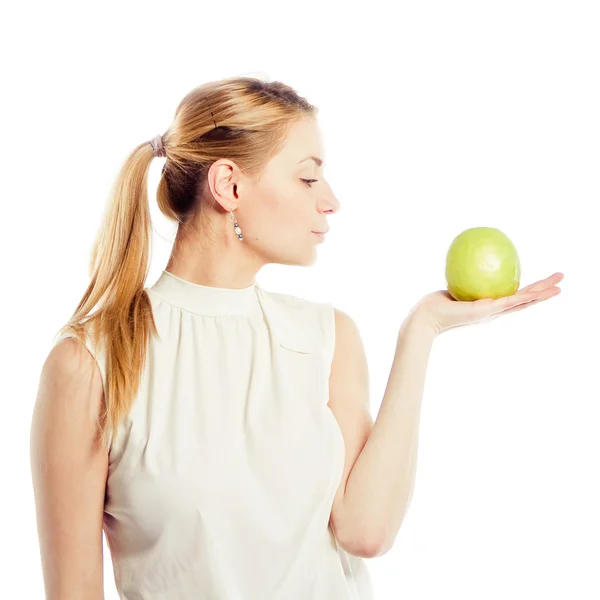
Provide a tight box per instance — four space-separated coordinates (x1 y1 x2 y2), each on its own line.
40 336 105 423
328 306 372 425
46 335 99 375
331 308 363 361
30 337 108 597
329 308 370 401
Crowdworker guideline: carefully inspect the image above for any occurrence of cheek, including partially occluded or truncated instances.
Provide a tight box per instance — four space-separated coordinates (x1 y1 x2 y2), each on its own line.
246 203 287 243
262 190 306 225
246 183 308 241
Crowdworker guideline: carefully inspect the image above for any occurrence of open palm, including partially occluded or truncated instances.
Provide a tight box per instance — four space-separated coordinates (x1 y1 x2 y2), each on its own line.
414 272 564 335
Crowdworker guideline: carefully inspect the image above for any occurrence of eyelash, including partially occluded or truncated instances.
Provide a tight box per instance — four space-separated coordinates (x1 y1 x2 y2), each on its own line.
301 179 318 187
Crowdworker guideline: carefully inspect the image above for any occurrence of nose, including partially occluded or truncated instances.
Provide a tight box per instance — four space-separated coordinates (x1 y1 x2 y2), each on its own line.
319 181 341 215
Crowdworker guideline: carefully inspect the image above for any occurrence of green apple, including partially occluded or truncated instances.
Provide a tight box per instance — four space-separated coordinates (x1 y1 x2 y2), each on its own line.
445 227 521 301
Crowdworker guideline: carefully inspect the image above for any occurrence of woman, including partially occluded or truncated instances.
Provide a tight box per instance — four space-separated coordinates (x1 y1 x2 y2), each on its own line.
30 75 563 599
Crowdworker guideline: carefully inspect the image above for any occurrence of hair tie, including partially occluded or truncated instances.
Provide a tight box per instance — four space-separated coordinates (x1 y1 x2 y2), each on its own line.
150 135 166 158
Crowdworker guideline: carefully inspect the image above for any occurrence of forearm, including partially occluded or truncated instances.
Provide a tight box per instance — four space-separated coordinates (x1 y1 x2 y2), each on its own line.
340 311 437 556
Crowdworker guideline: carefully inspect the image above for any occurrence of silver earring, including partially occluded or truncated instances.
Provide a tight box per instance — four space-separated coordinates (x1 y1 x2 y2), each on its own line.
230 210 243 241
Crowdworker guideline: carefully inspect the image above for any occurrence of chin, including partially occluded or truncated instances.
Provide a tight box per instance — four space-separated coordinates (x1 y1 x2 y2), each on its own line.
263 238 319 267
274 247 318 267
303 249 319 267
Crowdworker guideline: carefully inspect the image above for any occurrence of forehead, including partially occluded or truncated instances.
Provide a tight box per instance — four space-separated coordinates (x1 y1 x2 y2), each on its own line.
277 117 325 164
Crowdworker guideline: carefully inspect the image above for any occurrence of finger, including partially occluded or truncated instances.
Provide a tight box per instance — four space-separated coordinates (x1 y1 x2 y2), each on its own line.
519 272 564 294
490 287 561 320
489 299 538 320
472 279 561 319
488 285 557 316
508 286 561 311
500 294 554 317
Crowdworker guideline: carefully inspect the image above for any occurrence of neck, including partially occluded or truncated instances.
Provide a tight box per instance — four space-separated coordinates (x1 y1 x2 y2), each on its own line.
165 219 262 290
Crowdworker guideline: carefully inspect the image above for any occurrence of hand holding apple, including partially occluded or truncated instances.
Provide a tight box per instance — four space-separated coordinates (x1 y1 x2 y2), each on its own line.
412 272 564 335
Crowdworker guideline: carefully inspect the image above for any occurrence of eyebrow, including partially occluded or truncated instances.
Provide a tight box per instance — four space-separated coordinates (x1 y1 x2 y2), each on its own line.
298 156 323 167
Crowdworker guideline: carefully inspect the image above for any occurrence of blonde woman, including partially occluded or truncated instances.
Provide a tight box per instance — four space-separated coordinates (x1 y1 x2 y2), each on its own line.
30 76 563 599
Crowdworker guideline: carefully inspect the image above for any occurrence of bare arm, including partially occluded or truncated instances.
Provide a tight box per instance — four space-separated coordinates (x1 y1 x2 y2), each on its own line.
30 338 109 600
328 309 436 558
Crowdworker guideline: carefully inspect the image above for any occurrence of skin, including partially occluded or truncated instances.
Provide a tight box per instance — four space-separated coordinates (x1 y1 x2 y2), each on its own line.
165 116 341 286
31 339 108 599
163 115 385 557
30 116 359 600
31 113 564 600
163 115 565 559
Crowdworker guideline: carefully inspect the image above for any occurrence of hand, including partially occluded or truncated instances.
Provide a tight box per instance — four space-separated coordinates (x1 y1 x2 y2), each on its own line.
411 272 564 336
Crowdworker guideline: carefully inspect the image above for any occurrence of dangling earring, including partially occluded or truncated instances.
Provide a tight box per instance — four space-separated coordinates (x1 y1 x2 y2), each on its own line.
230 210 243 241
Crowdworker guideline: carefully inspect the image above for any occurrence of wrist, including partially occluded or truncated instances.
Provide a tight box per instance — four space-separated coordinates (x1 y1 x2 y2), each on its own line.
404 307 439 338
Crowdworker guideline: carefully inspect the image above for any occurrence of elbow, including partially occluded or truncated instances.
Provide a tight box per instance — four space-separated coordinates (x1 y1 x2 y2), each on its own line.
361 539 387 559
355 521 404 558
336 528 390 559
363 532 393 558
333 500 412 558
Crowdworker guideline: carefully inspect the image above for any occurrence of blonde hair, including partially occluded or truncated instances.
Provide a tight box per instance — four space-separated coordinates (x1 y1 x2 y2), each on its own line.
54 76 317 451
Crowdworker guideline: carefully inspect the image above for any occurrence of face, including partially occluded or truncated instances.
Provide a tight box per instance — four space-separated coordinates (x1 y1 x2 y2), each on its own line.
207 117 340 267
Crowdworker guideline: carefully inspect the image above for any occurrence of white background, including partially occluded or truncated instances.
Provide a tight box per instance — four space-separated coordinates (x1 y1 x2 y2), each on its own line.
3 0 598 598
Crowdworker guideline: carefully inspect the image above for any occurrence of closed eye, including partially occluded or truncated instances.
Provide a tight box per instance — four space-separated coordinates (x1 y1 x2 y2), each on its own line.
300 179 318 187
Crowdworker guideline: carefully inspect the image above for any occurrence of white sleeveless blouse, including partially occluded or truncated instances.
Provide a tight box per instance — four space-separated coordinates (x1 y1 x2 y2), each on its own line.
54 270 374 599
